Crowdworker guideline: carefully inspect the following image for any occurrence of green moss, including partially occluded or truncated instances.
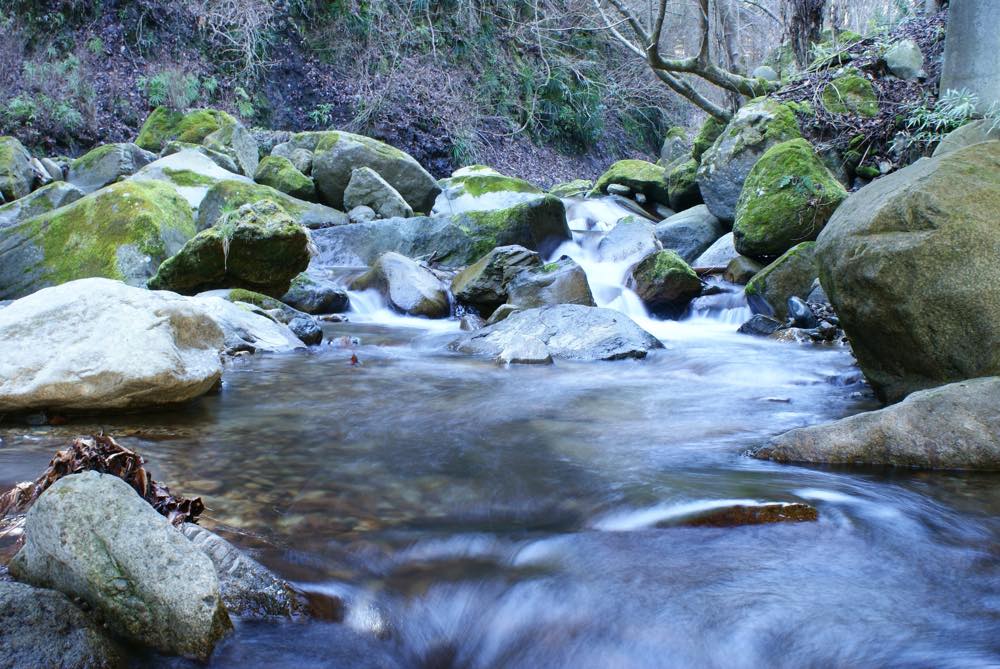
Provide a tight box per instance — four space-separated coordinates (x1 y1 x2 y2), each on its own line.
313 130 408 162
135 106 236 152
254 155 315 200
744 241 818 319
693 116 725 162
589 159 669 205
667 158 700 210
70 144 118 172
821 74 879 117
540 262 560 273
666 126 687 141
162 167 219 187
548 179 593 198
452 174 541 197
855 165 881 179
647 249 698 282
457 195 564 262
734 138 847 259
201 180 310 228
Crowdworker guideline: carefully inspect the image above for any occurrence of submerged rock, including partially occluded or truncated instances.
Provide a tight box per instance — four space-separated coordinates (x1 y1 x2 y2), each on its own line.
10 472 231 659
68 142 156 193
0 278 224 412
506 257 595 309
753 377 1000 470
654 205 724 263
737 313 785 336
350 252 450 318
451 244 541 315
344 166 413 219
0 581 123 669
450 304 663 361
659 502 818 528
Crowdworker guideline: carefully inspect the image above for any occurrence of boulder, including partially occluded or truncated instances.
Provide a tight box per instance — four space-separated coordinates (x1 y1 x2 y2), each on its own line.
40 157 65 182
547 179 593 199
196 288 323 345
486 303 520 325
506 257 595 309
0 278 223 411
198 180 348 230
697 98 801 222
130 149 252 210
0 181 84 229
744 241 817 320
181 524 300 617
344 166 413 219
450 304 663 361
885 39 925 80
590 160 669 207
821 72 879 117
281 272 349 314
0 581 123 669
932 119 1000 157
149 199 313 297
350 252 450 318
0 136 34 202
495 334 553 366
135 106 258 176
627 250 703 317
9 472 231 659
753 377 1000 470
193 295 306 353
312 196 571 267
254 155 315 201
816 141 1000 402
737 313 785 336
598 216 662 263
733 138 847 259
271 143 313 175
68 143 156 193
692 116 725 163
666 158 702 211
724 255 763 284
752 65 779 82
296 131 439 212
0 180 195 300
654 205 725 263
692 231 739 268
348 205 377 224
432 165 542 215
162 140 241 173
451 244 541 314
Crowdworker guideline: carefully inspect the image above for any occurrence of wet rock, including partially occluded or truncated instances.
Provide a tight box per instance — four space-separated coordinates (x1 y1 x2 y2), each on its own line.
494 334 553 366
506 256 595 309
350 252 450 318
787 296 818 328
0 136 35 202
10 472 231 659
753 377 1000 470
451 304 663 361
460 313 485 331
744 241 818 320
181 524 300 618
485 303 521 325
282 272 349 314
692 232 738 268
627 250 702 317
432 165 542 215
0 181 84 229
654 205 725 263
451 244 541 315
665 502 817 527
737 313 785 337
0 581 123 669
288 315 323 345
724 255 763 284
0 278 224 412
68 142 156 194
598 216 661 263
344 166 413 219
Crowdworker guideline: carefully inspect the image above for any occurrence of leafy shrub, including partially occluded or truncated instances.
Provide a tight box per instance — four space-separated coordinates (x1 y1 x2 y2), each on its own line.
903 88 1000 151
4 54 93 143
138 68 207 110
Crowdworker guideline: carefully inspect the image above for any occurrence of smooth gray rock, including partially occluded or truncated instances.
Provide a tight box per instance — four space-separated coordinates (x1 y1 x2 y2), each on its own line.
932 119 1000 157
598 216 661 263
194 295 306 353
654 205 725 263
724 255 763 285
451 245 540 314
40 157 64 181
271 142 314 175
350 252 450 318
450 304 663 361
744 241 818 320
885 39 925 80
753 377 1000 470
692 232 738 268
9 472 231 659
0 181 84 229
506 257 595 309
282 272 349 314
162 140 241 173
69 143 156 193
348 205 377 224
0 581 123 669
495 334 553 366
343 166 413 219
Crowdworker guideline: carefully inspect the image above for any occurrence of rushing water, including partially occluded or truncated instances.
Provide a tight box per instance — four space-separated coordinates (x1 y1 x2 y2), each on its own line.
1 198 999 667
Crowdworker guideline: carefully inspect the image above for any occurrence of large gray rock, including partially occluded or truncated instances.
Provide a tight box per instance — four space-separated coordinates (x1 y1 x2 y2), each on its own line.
130 149 253 210
940 0 1000 113
744 241 817 320
692 231 738 268
0 278 224 412
194 288 322 347
506 257 595 309
162 140 241 173
0 581 123 669
885 39 925 80
0 181 84 229
494 334 553 366
312 196 571 267
654 205 725 263
450 304 663 361
816 141 1000 403
9 472 231 659
696 99 801 222
193 295 306 353
350 252 450 318
343 166 413 219
627 250 702 317
281 272 349 314
181 524 300 617
451 244 540 314
598 216 661 263
932 119 1000 157
753 377 1000 470
197 179 347 231
68 142 156 193
0 136 34 203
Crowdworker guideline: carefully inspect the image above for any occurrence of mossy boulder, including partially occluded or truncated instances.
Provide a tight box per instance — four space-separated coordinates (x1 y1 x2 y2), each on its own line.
148 199 313 297
733 139 847 259
821 73 879 117
590 160 669 206
0 136 34 203
129 149 251 210
660 127 690 167
697 98 801 222
433 165 542 215
744 241 817 320
0 180 195 299
197 180 347 230
68 143 156 194
816 141 1000 403
162 141 241 173
548 179 593 198
451 244 541 315
254 155 315 201
667 158 702 211
135 107 258 177
692 116 725 163
0 182 84 229
627 249 703 317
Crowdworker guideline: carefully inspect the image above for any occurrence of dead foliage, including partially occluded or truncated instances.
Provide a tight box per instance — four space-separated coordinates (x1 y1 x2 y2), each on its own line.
0 434 203 526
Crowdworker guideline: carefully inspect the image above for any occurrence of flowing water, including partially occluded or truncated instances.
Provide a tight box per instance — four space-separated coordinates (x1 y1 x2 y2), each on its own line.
1 198 999 667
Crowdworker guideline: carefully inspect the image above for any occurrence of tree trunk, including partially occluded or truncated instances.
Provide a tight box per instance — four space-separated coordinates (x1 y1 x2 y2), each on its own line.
784 0 827 69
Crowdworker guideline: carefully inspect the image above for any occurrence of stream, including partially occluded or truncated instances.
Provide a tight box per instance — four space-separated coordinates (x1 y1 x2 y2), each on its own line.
1 198 999 667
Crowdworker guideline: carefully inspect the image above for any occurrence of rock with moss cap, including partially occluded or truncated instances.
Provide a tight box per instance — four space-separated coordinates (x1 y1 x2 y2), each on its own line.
0 181 84 229
162 140 241 173
135 106 258 177
548 179 593 199
344 166 413 218
197 179 347 230
451 244 541 315
149 199 313 297
281 272 349 314
666 158 702 211
433 165 543 215
744 241 817 320
692 116 725 163
254 155 316 201
817 141 1000 403
627 250 703 317
350 251 450 318
68 143 156 194
0 180 195 299
589 160 669 207
697 98 801 223
270 142 313 174
0 136 35 203
733 138 847 259
506 256 595 310
288 130 439 212
130 149 253 210
311 195 570 267
821 72 879 117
